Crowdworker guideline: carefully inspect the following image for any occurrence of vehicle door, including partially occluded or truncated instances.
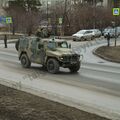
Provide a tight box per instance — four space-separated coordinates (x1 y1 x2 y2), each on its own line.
95 30 99 37
97 30 101 37
37 43 46 64
31 40 46 64
83 31 89 39
84 31 93 39
30 38 38 62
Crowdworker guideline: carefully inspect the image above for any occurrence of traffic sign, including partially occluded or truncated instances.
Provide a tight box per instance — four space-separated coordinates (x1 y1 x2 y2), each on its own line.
113 8 120 16
6 17 12 24
0 16 12 24
2 17 6 23
0 16 5 23
0 17 2 22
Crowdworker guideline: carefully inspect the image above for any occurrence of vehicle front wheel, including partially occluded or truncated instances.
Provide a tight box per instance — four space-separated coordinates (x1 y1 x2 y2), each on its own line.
69 62 80 73
20 54 31 68
80 37 85 41
47 58 59 74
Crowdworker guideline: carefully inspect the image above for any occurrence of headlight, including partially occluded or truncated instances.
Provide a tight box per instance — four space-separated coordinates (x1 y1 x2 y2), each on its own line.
59 57 64 60
77 55 80 60
80 55 83 61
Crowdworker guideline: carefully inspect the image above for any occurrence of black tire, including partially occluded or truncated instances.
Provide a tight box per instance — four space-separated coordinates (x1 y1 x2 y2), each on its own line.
69 62 80 73
80 37 84 41
42 65 47 70
47 58 59 74
15 40 19 51
73 39 76 41
91 36 95 40
20 54 31 68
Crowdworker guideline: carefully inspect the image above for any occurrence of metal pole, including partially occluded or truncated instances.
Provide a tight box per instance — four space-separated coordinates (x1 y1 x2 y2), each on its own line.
114 0 117 47
9 23 10 39
115 16 117 47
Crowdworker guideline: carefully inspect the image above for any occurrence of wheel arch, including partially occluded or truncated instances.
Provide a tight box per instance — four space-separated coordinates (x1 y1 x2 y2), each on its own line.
19 51 27 60
45 56 59 64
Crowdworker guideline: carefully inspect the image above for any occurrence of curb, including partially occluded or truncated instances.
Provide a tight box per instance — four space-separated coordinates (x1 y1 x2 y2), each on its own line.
0 39 17 44
93 46 120 63
55 36 72 40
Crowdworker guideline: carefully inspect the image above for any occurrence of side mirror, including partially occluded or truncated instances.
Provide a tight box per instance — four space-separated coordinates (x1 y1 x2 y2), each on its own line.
69 44 71 48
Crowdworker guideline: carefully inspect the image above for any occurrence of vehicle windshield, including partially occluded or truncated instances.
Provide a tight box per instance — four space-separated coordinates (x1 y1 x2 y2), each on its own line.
48 41 56 49
57 41 68 48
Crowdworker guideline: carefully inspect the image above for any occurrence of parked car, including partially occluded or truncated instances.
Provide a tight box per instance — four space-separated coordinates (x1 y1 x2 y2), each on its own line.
72 30 94 41
104 28 119 38
116 26 120 35
102 27 112 36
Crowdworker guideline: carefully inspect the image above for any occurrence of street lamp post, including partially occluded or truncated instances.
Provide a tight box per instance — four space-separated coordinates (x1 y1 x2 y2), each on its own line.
113 0 118 47
115 16 117 47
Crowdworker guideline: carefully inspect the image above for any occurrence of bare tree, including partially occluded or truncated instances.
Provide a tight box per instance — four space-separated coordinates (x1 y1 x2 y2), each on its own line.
4 0 41 35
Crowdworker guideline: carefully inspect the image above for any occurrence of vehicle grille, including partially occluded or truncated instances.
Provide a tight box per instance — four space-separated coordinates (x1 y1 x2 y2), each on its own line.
62 55 78 62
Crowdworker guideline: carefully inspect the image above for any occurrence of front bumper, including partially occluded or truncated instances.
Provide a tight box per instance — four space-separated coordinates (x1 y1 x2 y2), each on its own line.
73 36 81 41
59 55 83 68
61 61 80 68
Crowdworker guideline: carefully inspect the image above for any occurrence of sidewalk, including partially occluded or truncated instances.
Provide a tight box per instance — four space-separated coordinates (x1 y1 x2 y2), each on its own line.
0 84 109 120
55 36 72 40
0 39 17 44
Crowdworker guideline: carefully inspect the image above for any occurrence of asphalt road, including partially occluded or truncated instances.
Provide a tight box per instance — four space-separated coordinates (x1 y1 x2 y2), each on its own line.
0 42 120 120
0 45 120 96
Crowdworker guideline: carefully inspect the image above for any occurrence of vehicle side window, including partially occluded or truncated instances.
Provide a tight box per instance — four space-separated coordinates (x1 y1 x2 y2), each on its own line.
48 42 56 49
31 39 37 53
31 40 37 48
19 37 29 48
58 42 68 48
88 31 92 33
86 31 92 34
84 31 88 34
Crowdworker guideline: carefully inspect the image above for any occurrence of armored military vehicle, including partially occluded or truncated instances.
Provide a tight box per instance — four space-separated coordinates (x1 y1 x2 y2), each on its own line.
15 36 82 73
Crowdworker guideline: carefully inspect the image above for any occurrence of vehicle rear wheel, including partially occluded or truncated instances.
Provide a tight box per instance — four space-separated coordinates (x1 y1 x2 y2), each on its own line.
73 38 76 41
91 36 95 40
47 58 59 74
69 62 80 73
81 37 85 41
20 54 31 68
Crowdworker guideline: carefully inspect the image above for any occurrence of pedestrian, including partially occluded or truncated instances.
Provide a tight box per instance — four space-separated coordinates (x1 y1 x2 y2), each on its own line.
106 33 110 47
36 28 42 38
4 34 7 48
